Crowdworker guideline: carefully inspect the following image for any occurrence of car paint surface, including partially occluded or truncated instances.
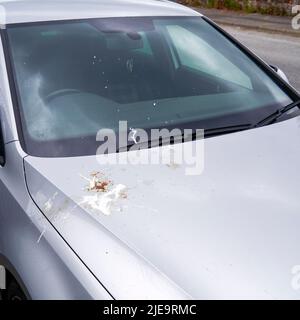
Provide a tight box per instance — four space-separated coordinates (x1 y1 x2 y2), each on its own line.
0 0 200 25
24 116 300 299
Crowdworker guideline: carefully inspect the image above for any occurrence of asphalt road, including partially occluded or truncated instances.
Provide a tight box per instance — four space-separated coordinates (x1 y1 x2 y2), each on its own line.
221 26 300 93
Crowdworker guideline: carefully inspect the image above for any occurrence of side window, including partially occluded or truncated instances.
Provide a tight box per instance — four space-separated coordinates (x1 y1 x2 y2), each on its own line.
166 25 252 89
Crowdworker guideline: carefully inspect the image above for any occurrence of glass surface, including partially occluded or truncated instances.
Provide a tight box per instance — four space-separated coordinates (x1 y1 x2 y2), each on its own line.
7 17 293 156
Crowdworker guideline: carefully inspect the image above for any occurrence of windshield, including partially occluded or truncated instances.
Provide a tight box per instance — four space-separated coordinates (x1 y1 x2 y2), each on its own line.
6 16 293 157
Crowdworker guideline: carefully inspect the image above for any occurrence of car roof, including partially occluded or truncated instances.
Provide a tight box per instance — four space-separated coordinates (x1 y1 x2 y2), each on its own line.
0 0 201 26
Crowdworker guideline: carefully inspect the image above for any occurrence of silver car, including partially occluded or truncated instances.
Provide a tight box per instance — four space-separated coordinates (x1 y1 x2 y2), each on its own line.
0 0 300 300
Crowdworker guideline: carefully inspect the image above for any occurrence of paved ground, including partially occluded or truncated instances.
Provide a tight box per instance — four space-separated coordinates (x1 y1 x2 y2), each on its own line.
220 25 300 92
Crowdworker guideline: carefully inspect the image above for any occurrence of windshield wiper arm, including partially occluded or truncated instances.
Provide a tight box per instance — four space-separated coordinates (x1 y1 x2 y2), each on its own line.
254 99 300 128
204 124 252 137
117 124 253 152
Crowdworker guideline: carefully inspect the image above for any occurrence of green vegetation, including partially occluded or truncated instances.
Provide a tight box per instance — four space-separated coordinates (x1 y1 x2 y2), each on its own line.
182 0 289 16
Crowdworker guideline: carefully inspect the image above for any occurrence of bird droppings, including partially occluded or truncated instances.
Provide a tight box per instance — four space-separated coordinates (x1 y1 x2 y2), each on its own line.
166 149 180 170
79 172 128 216
80 184 128 216
43 196 73 222
36 229 46 244
129 128 138 144
166 162 180 170
38 194 75 243
80 172 112 193
43 192 58 213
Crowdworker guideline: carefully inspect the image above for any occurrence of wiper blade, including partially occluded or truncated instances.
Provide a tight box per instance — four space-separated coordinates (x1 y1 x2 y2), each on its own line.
204 124 252 137
254 99 300 128
117 124 252 152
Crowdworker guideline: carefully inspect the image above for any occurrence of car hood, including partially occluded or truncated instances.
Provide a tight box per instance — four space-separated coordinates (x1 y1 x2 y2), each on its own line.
24 116 300 299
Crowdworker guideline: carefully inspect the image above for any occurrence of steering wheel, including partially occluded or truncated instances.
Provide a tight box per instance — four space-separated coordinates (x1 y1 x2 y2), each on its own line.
45 89 82 103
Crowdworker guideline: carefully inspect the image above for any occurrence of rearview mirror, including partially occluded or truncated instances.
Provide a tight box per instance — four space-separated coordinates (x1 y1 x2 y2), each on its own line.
269 65 290 84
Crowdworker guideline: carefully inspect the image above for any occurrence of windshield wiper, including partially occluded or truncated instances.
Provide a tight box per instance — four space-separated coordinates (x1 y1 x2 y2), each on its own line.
204 124 252 137
254 99 300 128
117 124 252 152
